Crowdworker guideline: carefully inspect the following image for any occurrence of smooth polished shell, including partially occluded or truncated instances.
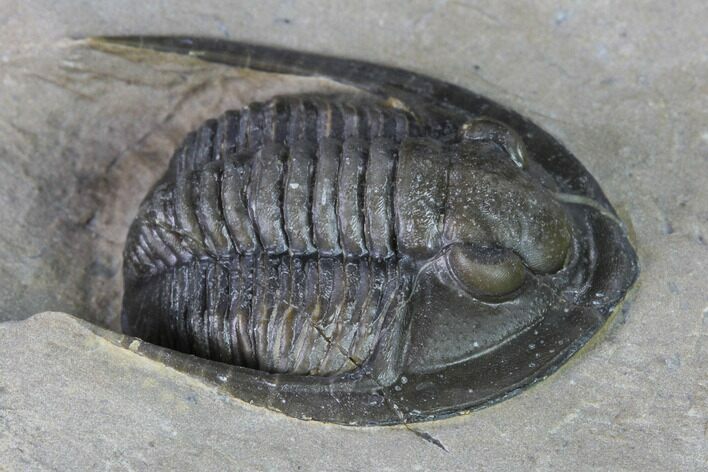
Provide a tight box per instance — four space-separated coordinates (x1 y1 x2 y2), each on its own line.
99 37 639 425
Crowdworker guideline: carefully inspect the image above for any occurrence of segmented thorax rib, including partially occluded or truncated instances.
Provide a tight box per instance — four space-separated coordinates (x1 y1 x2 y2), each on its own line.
122 95 430 376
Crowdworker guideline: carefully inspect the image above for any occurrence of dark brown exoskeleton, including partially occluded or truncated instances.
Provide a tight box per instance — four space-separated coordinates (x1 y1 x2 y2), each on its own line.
106 36 637 425
123 95 571 384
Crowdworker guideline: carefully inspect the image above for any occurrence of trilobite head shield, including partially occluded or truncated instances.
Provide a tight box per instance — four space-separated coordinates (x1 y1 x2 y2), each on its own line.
107 36 638 425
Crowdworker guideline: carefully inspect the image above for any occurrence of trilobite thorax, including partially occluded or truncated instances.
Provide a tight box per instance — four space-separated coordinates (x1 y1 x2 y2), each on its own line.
122 93 571 379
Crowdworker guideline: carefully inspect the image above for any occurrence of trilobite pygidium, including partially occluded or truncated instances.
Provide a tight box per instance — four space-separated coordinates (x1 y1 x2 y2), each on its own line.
122 93 572 381
107 37 637 423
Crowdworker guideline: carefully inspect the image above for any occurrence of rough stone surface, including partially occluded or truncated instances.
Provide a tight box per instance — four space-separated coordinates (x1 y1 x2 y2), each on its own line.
1 312 705 470
0 0 706 470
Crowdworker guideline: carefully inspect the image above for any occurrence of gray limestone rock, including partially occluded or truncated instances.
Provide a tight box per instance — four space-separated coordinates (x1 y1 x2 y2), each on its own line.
0 0 706 469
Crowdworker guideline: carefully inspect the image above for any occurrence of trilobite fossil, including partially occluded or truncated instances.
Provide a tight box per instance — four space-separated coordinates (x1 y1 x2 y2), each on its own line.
97 37 638 425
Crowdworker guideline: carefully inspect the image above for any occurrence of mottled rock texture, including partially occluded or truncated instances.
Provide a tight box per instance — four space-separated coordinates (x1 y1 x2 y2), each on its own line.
0 0 706 470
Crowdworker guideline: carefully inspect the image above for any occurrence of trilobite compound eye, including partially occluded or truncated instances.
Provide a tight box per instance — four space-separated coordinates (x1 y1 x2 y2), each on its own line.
444 244 526 301
460 118 528 169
